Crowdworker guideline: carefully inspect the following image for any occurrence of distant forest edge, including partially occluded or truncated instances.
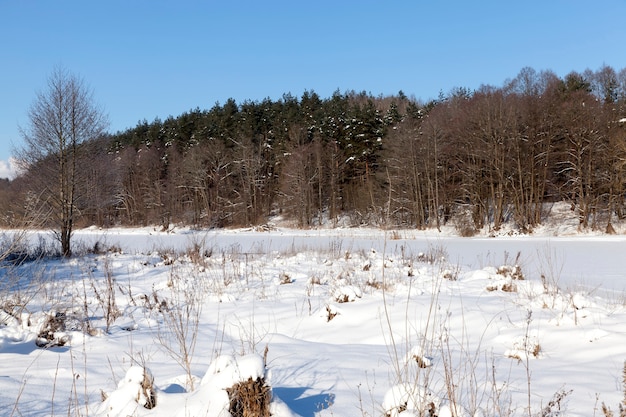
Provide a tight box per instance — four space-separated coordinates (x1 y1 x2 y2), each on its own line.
4 65 626 234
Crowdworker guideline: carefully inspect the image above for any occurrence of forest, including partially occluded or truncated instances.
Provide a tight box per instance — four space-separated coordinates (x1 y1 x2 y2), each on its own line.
3 65 626 235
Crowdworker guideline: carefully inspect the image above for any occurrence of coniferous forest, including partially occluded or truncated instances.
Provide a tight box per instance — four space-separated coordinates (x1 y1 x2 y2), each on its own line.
4 65 626 234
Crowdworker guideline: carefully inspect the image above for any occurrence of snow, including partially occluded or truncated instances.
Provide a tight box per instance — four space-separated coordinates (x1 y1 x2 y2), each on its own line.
0 224 625 416
97 366 155 416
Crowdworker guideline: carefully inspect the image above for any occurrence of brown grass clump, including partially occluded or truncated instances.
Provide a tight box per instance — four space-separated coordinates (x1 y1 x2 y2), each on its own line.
538 389 572 416
326 305 339 322
505 342 541 362
366 279 391 291
226 376 272 417
101 366 157 410
496 264 524 280
279 272 293 284
36 311 70 347
486 282 518 293
140 368 157 409
335 294 350 303
129 366 157 409
412 353 432 369
389 230 402 240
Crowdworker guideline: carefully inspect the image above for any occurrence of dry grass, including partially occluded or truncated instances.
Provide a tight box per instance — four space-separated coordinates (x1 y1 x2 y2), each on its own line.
100 366 157 410
139 368 157 410
278 272 293 285
90 255 120 333
155 270 203 391
600 361 626 417
226 351 271 417
388 230 403 240
366 278 392 291
325 304 339 322
496 264 524 280
537 389 572 417
226 377 271 417
36 311 70 347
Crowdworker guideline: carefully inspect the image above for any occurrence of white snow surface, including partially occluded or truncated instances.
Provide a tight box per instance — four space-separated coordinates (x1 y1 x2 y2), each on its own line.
0 222 625 416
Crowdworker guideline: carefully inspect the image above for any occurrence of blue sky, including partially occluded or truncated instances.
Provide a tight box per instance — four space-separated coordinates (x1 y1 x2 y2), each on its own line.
2 0 626 178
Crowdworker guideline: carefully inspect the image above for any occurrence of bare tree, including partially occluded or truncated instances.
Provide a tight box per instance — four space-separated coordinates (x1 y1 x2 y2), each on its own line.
279 141 318 227
17 66 108 256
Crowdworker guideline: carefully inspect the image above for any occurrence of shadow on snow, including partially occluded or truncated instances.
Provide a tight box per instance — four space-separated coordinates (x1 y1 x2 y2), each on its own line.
273 386 334 417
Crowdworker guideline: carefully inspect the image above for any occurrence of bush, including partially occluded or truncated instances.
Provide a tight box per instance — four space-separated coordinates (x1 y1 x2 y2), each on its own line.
226 376 272 417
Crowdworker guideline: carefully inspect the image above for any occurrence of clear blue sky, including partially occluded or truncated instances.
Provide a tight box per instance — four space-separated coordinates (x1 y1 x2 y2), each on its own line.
2 0 626 178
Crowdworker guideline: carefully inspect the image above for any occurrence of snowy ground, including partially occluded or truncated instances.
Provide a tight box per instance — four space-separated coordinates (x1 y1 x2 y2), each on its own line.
1 224 625 416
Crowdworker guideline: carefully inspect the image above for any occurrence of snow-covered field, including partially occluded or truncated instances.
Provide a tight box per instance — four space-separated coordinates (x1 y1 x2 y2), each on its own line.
1 225 625 416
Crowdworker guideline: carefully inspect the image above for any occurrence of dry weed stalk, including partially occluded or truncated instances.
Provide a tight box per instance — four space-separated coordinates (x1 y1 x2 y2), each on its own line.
523 310 534 417
537 245 565 309
389 230 402 240
1 259 48 329
155 268 203 391
417 244 448 265
601 361 626 417
538 389 572 417
90 255 121 333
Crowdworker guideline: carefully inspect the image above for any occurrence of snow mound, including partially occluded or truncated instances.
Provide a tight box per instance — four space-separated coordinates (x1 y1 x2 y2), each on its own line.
97 366 156 416
96 353 296 417
382 383 439 417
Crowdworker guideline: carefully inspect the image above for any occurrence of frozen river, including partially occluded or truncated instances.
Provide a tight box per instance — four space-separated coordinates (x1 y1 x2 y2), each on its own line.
63 228 626 294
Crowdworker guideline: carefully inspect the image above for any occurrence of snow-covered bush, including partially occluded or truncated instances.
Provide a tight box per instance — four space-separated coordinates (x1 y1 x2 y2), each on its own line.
96 353 282 417
181 353 272 417
382 383 439 417
98 366 156 416
331 284 362 303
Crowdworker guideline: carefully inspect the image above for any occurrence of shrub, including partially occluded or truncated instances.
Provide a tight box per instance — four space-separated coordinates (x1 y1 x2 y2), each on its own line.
226 376 272 417
36 311 70 347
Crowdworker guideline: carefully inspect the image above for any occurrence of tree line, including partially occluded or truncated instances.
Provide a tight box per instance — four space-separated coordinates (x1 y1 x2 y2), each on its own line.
3 65 626 236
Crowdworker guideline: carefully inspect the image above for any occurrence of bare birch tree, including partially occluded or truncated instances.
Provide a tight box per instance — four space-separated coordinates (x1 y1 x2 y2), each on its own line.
17 66 108 256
